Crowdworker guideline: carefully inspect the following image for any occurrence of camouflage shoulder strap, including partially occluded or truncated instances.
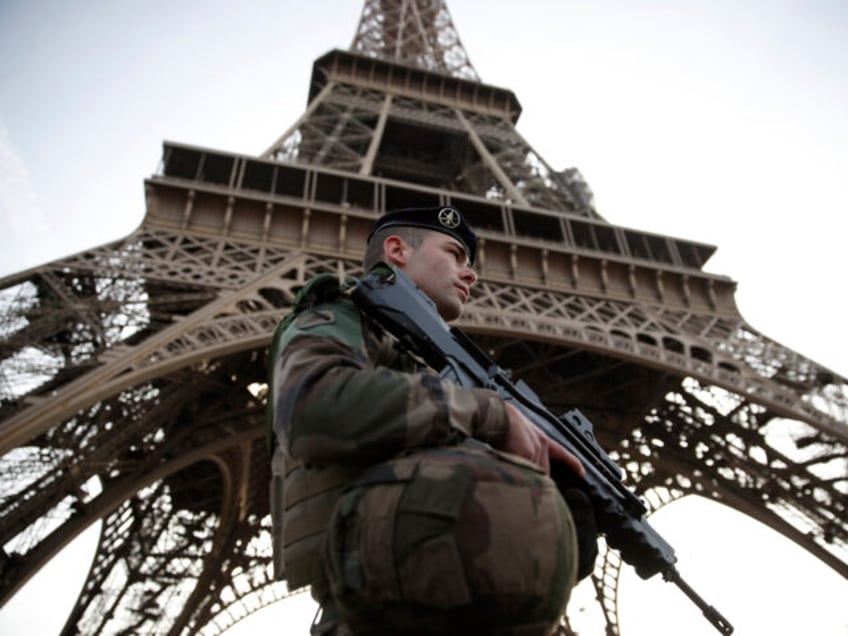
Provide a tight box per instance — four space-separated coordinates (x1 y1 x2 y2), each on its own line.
283 273 350 328
266 273 358 448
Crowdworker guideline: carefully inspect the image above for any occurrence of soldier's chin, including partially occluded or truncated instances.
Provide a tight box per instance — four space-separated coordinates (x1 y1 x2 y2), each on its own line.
439 300 463 322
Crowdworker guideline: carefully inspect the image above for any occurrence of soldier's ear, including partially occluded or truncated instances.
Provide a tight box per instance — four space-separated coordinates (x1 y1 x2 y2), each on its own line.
383 235 409 267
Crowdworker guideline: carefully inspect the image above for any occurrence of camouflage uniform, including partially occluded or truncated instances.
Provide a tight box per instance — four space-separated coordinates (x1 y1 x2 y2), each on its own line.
269 275 579 635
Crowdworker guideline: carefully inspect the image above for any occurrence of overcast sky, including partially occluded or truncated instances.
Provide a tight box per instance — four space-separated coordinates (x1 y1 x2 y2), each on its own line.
1 1 846 634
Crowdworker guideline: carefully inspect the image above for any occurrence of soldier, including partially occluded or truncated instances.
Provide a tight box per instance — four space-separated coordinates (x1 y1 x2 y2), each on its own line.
269 206 597 635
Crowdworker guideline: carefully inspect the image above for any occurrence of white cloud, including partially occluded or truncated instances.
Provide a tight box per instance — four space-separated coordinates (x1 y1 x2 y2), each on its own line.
0 117 51 276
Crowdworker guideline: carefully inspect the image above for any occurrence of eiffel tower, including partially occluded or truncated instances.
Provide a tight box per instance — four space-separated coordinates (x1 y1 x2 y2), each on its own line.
1 1 846 634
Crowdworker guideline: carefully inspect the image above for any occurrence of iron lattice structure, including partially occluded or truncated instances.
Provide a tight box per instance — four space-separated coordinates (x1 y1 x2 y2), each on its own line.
1 1 846 634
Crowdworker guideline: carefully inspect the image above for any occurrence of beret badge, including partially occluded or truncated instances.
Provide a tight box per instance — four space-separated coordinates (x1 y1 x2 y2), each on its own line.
438 207 461 229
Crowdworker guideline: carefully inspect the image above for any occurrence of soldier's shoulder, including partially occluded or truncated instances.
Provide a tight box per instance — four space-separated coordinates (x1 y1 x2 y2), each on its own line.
273 275 364 351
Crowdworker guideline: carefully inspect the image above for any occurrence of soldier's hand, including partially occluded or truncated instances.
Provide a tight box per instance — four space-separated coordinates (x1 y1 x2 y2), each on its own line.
502 402 585 477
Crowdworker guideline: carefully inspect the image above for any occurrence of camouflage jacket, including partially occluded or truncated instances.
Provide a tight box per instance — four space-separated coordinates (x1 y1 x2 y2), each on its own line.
268 275 510 590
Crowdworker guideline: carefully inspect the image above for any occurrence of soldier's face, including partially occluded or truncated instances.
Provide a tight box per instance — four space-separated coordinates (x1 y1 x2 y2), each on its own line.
394 231 477 321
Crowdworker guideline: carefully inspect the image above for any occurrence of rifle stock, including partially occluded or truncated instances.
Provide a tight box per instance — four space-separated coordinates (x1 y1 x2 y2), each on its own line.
352 264 733 635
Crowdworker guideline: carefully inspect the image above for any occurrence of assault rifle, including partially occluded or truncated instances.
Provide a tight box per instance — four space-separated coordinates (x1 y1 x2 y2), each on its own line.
352 264 734 635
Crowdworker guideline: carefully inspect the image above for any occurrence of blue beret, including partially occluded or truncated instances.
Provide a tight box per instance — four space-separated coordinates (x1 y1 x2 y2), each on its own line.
368 205 478 265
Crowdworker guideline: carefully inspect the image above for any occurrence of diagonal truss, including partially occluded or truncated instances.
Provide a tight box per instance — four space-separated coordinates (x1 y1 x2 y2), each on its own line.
351 0 479 80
